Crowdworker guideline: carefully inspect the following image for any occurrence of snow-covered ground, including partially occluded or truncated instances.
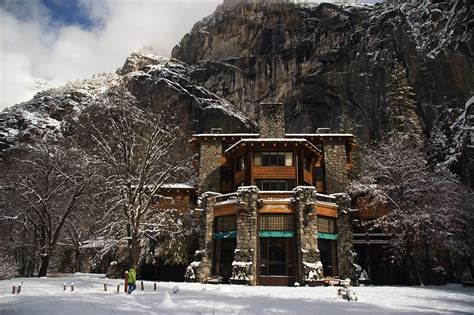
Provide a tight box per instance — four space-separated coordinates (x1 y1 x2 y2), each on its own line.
1 275 473 315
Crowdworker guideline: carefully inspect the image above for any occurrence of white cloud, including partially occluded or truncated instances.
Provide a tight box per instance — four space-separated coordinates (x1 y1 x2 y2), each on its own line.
0 0 220 109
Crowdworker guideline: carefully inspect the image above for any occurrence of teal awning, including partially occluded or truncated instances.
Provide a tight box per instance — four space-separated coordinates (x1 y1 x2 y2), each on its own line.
213 231 237 240
259 231 294 238
318 232 338 240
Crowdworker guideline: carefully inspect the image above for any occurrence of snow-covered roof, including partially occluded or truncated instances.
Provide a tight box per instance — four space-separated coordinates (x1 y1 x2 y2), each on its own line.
224 138 321 154
286 133 354 138
191 133 259 139
159 184 196 190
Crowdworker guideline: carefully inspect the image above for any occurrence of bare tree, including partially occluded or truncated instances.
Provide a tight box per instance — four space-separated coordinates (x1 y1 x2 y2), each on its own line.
1 139 94 277
350 135 473 284
89 88 193 267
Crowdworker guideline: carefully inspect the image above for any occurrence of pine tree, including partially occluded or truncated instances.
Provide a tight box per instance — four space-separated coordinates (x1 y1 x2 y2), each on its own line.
385 61 424 146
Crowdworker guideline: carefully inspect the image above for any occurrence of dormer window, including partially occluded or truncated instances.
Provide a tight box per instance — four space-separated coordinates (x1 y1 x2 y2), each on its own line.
254 152 293 166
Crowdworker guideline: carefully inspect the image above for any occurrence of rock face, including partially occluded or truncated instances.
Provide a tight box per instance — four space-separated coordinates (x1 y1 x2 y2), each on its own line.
1 0 472 182
171 0 473 181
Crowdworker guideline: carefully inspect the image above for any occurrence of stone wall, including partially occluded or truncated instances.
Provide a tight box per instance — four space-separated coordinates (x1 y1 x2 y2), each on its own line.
323 141 350 194
232 186 259 285
259 103 285 138
333 193 357 283
197 139 222 194
293 186 321 284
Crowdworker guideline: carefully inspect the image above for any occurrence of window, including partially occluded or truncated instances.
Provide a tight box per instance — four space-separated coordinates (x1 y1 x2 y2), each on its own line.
254 152 293 166
315 168 325 181
318 216 336 234
260 214 294 231
255 180 295 191
236 155 246 171
215 215 237 232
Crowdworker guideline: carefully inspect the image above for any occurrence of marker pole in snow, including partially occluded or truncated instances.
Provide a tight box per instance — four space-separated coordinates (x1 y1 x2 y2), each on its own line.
71 283 74 292
154 283 157 291
63 283 66 291
11 285 16 294
17 282 22 295
124 271 129 293
117 284 120 293
103 283 107 291
141 281 144 291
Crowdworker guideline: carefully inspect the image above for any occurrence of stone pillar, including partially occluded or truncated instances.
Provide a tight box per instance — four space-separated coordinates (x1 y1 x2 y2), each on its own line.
333 193 357 283
195 192 219 283
197 139 222 194
293 186 321 284
259 102 285 138
323 141 350 194
232 186 259 285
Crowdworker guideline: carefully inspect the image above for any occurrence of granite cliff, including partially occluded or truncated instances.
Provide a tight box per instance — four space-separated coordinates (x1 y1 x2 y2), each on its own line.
1 0 472 182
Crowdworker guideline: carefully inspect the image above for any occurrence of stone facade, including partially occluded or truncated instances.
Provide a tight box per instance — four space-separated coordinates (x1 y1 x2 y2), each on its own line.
333 193 357 283
293 186 321 283
187 192 219 283
197 139 222 194
323 142 350 194
232 186 259 285
259 103 285 138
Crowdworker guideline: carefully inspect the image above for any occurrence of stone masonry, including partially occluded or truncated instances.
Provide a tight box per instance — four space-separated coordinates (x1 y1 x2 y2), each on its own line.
259 102 285 138
232 186 259 285
293 186 321 284
323 141 350 194
191 192 219 283
333 193 357 283
197 138 222 194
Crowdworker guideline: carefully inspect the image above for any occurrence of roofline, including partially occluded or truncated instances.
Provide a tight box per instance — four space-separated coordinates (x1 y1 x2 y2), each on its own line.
285 133 354 137
224 138 322 155
191 133 259 138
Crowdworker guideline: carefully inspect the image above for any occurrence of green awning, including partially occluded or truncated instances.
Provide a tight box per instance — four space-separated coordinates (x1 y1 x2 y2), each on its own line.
259 231 294 238
318 232 338 240
213 231 237 240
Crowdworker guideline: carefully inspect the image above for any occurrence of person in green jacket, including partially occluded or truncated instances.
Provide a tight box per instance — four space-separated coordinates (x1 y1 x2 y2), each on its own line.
127 266 137 294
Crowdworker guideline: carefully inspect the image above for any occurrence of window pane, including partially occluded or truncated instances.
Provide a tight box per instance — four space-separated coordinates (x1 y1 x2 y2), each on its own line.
318 216 336 234
260 214 294 231
263 181 271 191
263 153 270 166
270 153 278 165
254 152 262 166
215 215 237 232
285 152 293 166
315 168 325 180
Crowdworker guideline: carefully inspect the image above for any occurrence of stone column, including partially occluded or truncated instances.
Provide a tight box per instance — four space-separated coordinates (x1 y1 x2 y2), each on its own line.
333 193 357 283
323 141 350 194
197 138 222 194
293 186 321 284
195 192 219 283
232 186 259 285
259 102 285 138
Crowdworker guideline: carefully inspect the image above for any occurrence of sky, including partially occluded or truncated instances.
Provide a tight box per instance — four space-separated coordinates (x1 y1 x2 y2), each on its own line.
0 0 374 110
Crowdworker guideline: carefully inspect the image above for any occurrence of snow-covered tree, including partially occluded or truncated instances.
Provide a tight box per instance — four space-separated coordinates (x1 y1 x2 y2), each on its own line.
0 139 94 277
350 135 473 283
88 87 194 267
385 61 424 146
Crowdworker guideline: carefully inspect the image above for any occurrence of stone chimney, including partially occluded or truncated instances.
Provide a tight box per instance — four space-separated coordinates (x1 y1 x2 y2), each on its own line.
259 102 285 138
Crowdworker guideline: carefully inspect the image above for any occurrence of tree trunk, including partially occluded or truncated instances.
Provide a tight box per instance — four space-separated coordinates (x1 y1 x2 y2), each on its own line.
129 236 139 267
37 255 50 277
410 253 423 286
